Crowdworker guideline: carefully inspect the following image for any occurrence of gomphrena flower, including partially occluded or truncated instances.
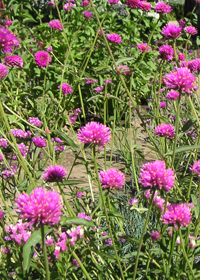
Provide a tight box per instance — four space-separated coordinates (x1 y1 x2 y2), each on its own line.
159 45 174 61
93 86 103 92
77 213 91 221
178 51 185 61
46 46 53 52
139 160 175 191
41 165 67 182
161 24 182 39
0 137 8 148
166 90 179 100
179 19 186 27
160 101 166 108
140 1 152 11
0 27 19 53
155 123 175 139
0 210 5 219
32 136 47 148
81 1 90 6
64 3 74 10
77 121 111 147
0 63 8 79
4 55 23 68
190 159 200 176
58 83 73 95
149 230 160 241
164 67 197 95
137 43 150 52
11 129 31 139
126 0 141 9
108 0 119 4
35 51 51 67
48 20 62 31
99 168 125 189
154 2 171 14
15 188 62 226
27 117 43 127
107 33 122 44
5 221 31 245
182 59 200 73
184 26 197 35
48 1 56 7
161 203 193 227
83 11 92 19
117 65 131 75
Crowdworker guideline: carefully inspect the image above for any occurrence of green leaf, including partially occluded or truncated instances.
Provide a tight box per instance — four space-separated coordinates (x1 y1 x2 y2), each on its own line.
116 57 134 65
87 95 103 102
60 180 86 185
61 217 95 227
53 130 79 149
23 227 51 271
166 145 200 156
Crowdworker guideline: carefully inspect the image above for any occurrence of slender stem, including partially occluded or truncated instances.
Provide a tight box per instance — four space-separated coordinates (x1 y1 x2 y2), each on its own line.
78 84 86 124
132 190 156 280
41 224 50 280
71 251 92 280
171 95 181 167
57 183 75 216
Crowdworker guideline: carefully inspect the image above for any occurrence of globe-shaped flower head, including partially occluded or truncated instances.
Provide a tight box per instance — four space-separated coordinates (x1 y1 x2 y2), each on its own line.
0 64 8 79
155 123 175 139
126 0 141 9
41 165 67 182
0 27 19 53
15 188 62 227
48 20 62 31
162 24 182 39
5 55 23 68
155 2 171 14
77 122 111 147
107 33 122 44
99 168 125 189
35 51 51 67
139 160 175 191
184 26 197 35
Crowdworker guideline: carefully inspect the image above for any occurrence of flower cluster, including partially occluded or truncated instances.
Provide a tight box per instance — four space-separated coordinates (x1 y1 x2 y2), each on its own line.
48 20 62 31
140 1 151 11
184 26 197 35
139 160 175 191
182 59 200 73
0 137 8 148
149 230 160 241
0 63 8 79
58 83 73 95
162 24 182 39
137 43 150 52
11 129 31 139
166 90 179 100
2 166 17 179
27 117 43 127
190 159 200 176
64 3 74 10
93 86 103 92
107 33 122 44
83 11 92 19
15 188 62 226
161 203 193 227
77 213 91 221
41 165 67 182
13 143 28 159
159 45 174 61
32 136 47 148
164 67 197 95
5 221 31 245
69 108 82 124
155 123 175 139
77 122 111 147
35 51 51 67
126 0 141 9
4 55 23 68
117 65 131 75
99 168 125 189
144 190 166 211
154 2 171 14
85 78 98 84
81 1 90 6
0 27 19 53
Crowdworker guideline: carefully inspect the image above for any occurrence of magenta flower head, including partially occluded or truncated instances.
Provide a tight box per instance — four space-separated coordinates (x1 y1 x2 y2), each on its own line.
58 83 73 95
99 168 125 189
154 2 171 14
81 1 90 6
160 101 166 108
64 3 74 10
27 117 43 127
117 65 131 75
46 46 53 52
126 0 141 9
15 188 62 226
190 159 200 176
0 27 19 53
179 19 186 27
162 24 182 39
159 45 174 61
35 51 51 67
41 165 67 182
184 26 198 35
137 43 150 52
164 67 197 95
166 90 179 100
77 122 111 147
149 230 160 241
178 51 185 61
0 210 5 219
11 129 31 139
48 20 62 31
4 21 13 27
155 123 175 139
107 33 122 44
0 137 8 148
5 55 23 68
83 11 92 19
161 203 193 227
108 0 119 4
139 160 175 191
48 1 56 7
32 136 47 148
0 64 8 79
140 1 152 11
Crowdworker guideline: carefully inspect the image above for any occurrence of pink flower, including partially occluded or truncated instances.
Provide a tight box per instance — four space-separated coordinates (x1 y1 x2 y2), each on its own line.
81 0 90 6
28 117 43 127
4 55 23 68
108 0 119 4
32 136 47 148
162 24 182 39
2 166 17 179
46 46 53 52
184 59 200 73
129 198 139 205
154 2 171 14
164 67 197 95
41 165 67 182
166 90 179 100
184 26 197 35
4 21 13 27
178 51 185 61
77 213 91 221
0 63 8 79
161 203 193 227
160 101 166 108
155 123 175 139
83 11 92 19
64 3 74 10
15 143 28 158
0 210 5 219
0 27 19 53
48 20 62 31
48 1 56 7
85 78 98 84
58 83 73 95
11 129 31 139
15 188 62 226
150 230 160 241
139 160 175 191
99 168 125 189
0 138 8 148
139 1 151 11
159 45 174 61
77 121 111 147
93 86 103 92
179 19 186 27
126 0 141 9
35 51 51 67
137 43 150 52
107 33 122 44
117 65 131 75
190 159 200 176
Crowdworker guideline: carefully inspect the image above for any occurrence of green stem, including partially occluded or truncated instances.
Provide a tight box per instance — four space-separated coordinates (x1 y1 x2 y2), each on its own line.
71 251 92 280
41 224 50 280
171 95 181 167
78 84 86 124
